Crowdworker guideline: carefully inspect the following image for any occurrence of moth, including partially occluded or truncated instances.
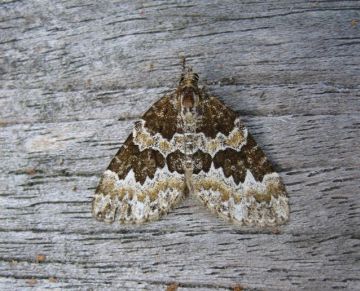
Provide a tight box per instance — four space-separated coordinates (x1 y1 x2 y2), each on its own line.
92 63 289 226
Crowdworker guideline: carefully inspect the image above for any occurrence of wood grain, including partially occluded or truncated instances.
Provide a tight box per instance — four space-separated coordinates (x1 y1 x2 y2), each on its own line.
1 0 359 290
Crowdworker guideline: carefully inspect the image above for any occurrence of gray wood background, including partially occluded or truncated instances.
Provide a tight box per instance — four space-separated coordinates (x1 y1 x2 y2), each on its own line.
1 0 359 290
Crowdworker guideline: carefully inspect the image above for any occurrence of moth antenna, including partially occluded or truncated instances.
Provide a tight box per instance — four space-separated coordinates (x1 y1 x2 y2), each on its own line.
180 55 193 73
181 55 186 71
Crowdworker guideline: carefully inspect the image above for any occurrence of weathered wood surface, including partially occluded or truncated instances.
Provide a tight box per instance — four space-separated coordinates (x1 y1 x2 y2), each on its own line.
1 0 359 290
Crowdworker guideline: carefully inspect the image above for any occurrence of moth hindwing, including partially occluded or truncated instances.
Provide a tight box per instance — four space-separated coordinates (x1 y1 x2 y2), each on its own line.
92 66 289 226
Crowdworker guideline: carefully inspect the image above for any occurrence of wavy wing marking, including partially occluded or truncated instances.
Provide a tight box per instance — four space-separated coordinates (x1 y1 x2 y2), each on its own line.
193 97 289 226
92 96 185 223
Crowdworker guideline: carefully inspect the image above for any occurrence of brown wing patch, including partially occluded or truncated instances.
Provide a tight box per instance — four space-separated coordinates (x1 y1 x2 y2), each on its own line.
166 150 185 174
197 96 237 138
193 150 212 174
213 134 274 184
166 150 212 174
107 134 165 185
142 95 179 140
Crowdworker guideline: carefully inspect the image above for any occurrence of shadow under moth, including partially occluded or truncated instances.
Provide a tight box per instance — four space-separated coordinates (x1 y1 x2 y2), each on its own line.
92 63 289 227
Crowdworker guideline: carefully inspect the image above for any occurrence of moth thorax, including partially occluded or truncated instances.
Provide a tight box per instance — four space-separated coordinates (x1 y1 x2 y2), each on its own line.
181 86 197 111
182 89 194 108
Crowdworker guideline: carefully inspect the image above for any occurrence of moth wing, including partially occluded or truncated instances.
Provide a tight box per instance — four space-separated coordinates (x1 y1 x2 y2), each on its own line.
92 95 186 223
193 97 289 226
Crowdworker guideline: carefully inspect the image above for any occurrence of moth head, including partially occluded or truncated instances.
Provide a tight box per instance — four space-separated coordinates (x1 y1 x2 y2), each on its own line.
179 66 199 88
